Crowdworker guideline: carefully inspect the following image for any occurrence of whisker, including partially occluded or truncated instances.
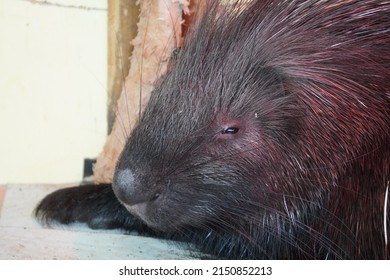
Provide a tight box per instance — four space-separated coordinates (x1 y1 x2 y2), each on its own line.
116 32 131 137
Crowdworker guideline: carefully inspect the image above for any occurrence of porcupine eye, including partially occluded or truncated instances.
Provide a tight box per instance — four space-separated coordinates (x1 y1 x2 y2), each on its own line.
222 127 239 134
216 120 244 140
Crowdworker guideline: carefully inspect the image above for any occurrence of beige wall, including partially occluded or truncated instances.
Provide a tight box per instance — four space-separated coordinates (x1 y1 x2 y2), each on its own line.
0 0 108 184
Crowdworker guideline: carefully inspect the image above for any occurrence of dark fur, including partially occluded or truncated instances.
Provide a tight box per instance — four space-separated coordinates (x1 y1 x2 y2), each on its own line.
35 0 390 259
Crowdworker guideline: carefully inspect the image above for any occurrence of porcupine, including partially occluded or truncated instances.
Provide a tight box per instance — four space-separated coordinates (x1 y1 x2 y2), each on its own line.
34 0 390 259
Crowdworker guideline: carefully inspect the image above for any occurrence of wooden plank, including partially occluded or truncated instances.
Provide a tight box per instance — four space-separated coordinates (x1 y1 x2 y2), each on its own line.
0 185 5 217
0 227 190 260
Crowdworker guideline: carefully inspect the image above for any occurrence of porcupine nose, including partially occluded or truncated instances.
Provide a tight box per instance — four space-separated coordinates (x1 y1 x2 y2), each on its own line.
112 169 160 206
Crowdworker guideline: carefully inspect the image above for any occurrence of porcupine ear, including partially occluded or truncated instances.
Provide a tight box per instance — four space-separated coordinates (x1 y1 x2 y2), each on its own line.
165 48 182 71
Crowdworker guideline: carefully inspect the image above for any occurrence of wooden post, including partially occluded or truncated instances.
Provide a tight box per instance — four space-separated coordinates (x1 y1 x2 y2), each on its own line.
94 0 190 183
